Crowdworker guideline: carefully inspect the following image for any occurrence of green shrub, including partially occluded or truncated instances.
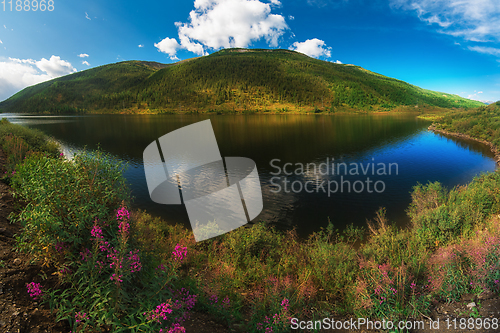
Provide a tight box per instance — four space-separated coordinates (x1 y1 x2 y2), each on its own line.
11 150 130 261
307 238 358 310
408 173 500 249
0 119 59 157
9 147 196 331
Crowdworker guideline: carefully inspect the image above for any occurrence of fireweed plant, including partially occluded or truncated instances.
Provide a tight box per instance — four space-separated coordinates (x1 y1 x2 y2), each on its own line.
253 296 292 333
8 141 198 332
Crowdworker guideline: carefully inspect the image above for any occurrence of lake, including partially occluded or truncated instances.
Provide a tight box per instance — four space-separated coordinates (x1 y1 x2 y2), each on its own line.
3 113 497 238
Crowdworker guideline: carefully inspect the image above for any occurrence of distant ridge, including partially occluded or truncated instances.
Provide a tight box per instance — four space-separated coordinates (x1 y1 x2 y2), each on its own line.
0 48 485 114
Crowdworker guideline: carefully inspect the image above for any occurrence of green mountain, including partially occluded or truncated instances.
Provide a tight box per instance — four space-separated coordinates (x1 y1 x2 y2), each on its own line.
0 48 485 114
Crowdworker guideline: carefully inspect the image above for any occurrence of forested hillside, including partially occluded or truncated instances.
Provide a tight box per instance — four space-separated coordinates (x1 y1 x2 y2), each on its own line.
0 49 484 114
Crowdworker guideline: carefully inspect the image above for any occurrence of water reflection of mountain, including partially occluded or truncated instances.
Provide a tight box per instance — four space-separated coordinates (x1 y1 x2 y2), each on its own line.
9 113 497 238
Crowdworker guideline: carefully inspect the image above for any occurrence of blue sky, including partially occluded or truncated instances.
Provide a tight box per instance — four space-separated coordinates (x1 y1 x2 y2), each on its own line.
1 0 499 103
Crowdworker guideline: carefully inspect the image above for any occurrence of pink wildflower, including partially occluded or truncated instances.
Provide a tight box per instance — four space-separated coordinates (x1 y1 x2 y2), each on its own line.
116 207 130 221
26 282 43 300
75 311 89 323
91 225 103 240
172 244 187 263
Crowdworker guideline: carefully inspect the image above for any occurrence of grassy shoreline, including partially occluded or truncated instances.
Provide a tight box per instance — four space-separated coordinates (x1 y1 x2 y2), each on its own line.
425 102 500 166
3 110 500 332
17 104 463 116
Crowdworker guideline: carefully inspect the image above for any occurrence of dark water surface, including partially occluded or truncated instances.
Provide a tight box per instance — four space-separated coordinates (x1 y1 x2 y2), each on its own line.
3 113 496 237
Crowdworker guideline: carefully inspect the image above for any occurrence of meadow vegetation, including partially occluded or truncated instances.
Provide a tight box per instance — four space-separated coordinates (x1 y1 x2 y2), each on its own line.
432 101 500 147
2 114 500 332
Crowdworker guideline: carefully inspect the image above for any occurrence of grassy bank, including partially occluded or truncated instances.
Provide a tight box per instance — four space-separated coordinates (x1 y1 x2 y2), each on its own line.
430 102 500 146
3 116 500 332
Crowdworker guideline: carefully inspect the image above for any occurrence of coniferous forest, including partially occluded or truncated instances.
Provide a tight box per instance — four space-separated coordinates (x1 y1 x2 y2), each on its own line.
0 49 484 114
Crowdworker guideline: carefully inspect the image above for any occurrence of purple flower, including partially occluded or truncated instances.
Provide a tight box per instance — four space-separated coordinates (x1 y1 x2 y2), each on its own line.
26 282 43 300
80 248 91 262
54 242 66 252
209 294 218 304
95 260 104 273
119 220 130 235
145 301 173 322
91 225 103 240
60 267 71 275
166 324 186 333
106 248 122 269
110 273 123 284
116 207 130 221
222 296 230 309
75 311 89 323
172 244 187 263
281 298 289 311
127 249 142 273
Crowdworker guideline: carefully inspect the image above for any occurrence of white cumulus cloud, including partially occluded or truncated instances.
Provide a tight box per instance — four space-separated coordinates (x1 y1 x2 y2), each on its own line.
390 0 500 42
0 56 76 101
36 56 76 77
138 44 144 48
154 37 180 60
156 0 289 58
289 38 331 58
468 46 500 56
82 61 90 66
78 53 89 58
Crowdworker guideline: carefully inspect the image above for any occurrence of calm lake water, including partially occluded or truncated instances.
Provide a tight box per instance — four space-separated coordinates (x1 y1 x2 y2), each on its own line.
3 113 497 237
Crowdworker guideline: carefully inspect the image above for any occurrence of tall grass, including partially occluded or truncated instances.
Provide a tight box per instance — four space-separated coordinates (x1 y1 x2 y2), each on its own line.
4 118 500 332
0 118 59 173
0 118 59 155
